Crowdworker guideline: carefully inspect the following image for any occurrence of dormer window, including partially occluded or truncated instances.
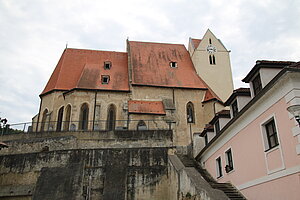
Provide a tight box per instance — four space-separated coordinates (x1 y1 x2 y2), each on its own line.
252 74 262 96
101 75 110 84
104 61 111 70
215 120 220 134
170 62 177 68
231 100 238 118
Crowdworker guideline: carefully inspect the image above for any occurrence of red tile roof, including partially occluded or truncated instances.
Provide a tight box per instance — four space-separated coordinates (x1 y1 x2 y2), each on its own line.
128 41 207 89
41 48 129 95
191 38 202 49
128 100 166 115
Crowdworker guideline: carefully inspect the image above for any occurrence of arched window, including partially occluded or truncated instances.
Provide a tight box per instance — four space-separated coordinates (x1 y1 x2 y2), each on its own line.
64 105 71 131
209 38 212 44
209 55 216 65
212 55 216 65
186 102 195 123
106 104 116 131
137 120 147 130
209 55 213 65
79 103 89 130
41 109 48 132
56 106 64 131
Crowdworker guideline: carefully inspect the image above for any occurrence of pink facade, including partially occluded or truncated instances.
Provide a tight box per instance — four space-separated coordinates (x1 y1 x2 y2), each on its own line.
198 63 300 200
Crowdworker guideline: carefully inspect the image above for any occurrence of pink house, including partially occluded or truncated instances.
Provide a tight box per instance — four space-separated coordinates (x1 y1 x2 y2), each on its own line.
196 61 300 200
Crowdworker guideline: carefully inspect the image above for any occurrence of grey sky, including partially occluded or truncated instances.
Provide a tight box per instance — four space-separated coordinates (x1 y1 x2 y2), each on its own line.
0 0 299 123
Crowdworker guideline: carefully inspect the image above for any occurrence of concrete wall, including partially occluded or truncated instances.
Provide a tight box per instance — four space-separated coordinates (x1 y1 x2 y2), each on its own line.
0 146 171 200
0 130 173 155
168 155 229 200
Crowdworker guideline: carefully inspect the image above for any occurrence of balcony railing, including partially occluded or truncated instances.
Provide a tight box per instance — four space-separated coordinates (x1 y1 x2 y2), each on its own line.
0 119 176 135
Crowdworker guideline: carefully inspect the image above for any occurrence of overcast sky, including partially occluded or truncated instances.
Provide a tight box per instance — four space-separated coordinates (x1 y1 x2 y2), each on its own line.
0 0 299 123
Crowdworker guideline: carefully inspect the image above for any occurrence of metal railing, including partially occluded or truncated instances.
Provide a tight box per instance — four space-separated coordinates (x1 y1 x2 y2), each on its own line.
1 119 176 135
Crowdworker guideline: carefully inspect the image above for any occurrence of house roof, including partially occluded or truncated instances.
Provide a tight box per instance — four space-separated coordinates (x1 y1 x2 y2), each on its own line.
224 88 251 106
196 61 300 160
199 124 214 137
41 48 129 95
202 88 223 104
191 38 202 49
128 100 166 115
242 60 295 83
209 110 230 124
128 41 208 89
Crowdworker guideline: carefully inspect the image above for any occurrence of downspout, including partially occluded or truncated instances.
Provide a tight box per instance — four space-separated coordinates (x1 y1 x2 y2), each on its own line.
172 88 175 105
92 91 97 131
126 39 132 129
35 97 43 132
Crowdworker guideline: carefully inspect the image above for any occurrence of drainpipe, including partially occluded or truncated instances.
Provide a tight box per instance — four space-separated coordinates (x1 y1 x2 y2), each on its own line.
35 98 43 132
92 91 97 131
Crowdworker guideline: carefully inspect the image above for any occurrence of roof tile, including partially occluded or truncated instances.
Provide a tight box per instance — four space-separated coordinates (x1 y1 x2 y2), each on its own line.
128 100 166 115
129 41 207 89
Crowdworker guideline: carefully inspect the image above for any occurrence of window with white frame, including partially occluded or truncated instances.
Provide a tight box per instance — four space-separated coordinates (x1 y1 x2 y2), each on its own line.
225 148 234 173
262 117 279 151
216 156 222 178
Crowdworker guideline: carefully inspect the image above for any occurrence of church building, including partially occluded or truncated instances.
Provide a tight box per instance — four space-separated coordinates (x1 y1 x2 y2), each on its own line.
33 29 234 149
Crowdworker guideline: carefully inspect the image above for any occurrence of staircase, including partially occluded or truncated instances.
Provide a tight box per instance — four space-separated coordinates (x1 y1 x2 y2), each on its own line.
178 155 247 200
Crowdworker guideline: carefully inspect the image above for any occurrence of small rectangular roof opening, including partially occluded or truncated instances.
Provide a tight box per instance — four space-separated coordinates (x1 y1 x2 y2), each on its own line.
170 62 177 68
101 75 110 84
104 61 111 70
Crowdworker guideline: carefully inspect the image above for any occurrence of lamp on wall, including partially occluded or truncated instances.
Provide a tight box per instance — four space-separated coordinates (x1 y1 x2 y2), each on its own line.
287 105 300 126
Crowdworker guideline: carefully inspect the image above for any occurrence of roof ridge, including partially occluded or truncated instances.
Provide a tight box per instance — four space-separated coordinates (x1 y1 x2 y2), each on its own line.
129 40 185 46
66 48 127 54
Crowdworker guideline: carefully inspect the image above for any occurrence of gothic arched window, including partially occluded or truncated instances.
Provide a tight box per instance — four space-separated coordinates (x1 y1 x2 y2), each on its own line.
212 55 216 65
186 102 195 123
41 109 48 132
107 104 116 131
56 106 64 131
79 103 89 130
64 104 71 131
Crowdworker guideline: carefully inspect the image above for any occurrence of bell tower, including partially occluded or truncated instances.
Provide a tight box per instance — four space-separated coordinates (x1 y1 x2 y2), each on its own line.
189 29 234 102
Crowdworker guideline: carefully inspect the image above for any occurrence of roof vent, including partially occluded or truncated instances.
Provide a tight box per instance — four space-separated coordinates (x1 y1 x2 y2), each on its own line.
170 62 177 68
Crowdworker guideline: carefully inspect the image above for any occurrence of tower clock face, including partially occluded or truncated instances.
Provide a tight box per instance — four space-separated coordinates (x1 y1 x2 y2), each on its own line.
206 44 217 53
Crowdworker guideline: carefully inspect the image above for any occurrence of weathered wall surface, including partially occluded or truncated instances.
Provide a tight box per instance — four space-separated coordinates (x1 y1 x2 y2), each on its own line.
0 130 175 200
168 155 229 200
0 148 170 200
37 85 214 148
0 130 173 155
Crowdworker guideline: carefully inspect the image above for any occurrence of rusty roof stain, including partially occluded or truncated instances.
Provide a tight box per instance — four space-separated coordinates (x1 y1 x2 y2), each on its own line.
41 48 129 95
128 41 207 89
191 38 202 49
128 100 166 115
